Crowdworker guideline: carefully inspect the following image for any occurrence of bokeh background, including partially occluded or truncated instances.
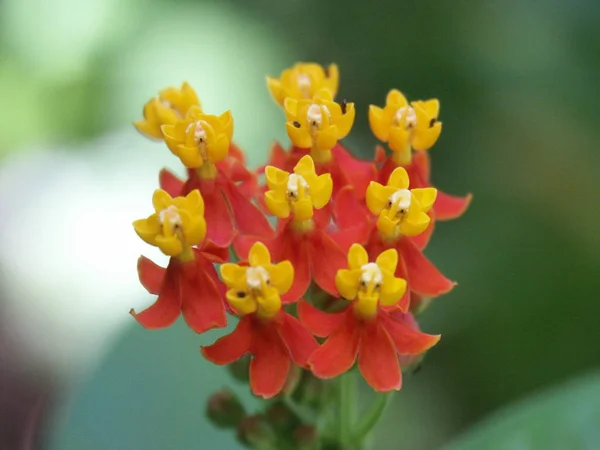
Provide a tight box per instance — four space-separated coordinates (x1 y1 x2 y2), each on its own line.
1 0 599 449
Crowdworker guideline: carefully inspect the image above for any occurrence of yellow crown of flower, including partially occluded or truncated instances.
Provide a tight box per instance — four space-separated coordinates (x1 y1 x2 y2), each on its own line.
366 167 437 239
133 189 206 260
220 242 294 319
284 89 355 154
267 62 339 106
134 82 201 140
335 244 407 318
264 155 333 223
369 89 442 157
161 106 234 169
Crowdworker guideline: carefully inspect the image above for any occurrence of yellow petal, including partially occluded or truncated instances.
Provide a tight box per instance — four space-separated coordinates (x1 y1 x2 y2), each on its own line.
348 243 368 270
315 126 338 151
386 89 408 108
387 167 410 190
388 126 411 153
269 260 294 294
365 181 392 214
325 63 339 97
399 213 430 236
161 124 180 154
335 269 360 300
209 134 230 163
283 97 299 120
155 234 183 257
376 213 398 237
310 174 333 209
412 98 440 118
134 120 162 140
412 122 442 151
264 166 289 190
411 188 437 212
267 77 285 106
154 99 179 126
375 249 398 273
294 155 316 175
218 110 234 141
379 273 407 306
368 105 391 142
292 198 314 221
152 189 173 212
220 263 248 287
226 290 257 315
177 145 203 169
286 122 313 149
133 216 160 245
264 190 291 218
314 88 334 102
249 242 271 267
184 217 207 246
334 103 355 139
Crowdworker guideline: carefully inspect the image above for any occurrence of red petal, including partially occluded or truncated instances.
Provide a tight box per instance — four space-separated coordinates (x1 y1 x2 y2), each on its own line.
309 230 346 297
201 241 230 264
137 255 166 295
179 257 227 333
399 238 456 297
218 171 274 239
380 310 440 355
308 310 360 379
188 177 235 247
395 255 411 312
333 185 370 230
374 145 387 165
279 231 311 303
227 142 246 164
275 312 319 368
358 320 402 392
298 300 346 338
158 168 184 197
264 141 289 169
250 324 291 399
201 315 252 365
332 144 377 200
130 259 181 329
314 203 333 231
434 191 473 221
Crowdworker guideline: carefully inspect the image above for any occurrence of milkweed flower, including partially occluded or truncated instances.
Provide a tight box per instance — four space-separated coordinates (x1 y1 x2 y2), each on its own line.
236 156 347 301
376 146 472 222
302 244 440 391
267 62 339 106
365 167 455 301
369 89 442 165
134 82 200 139
202 242 318 399
131 189 228 333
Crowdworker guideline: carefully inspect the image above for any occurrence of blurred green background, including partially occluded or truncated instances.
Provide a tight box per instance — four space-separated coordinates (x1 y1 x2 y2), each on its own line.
1 0 599 449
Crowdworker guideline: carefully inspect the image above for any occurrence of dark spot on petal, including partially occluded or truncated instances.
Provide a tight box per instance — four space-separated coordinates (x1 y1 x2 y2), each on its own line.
293 121 301 128
429 118 437 128
341 99 347 114
324 67 330 77
236 291 246 298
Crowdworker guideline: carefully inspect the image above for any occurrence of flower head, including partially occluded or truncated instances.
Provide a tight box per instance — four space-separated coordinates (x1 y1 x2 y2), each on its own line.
336 244 407 318
220 242 294 319
369 90 442 161
161 106 234 170
366 167 437 239
134 82 200 139
264 155 333 222
267 62 339 106
133 189 206 259
284 89 355 156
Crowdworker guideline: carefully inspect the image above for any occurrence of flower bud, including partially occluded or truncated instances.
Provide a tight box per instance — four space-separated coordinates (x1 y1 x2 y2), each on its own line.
206 389 246 429
237 415 276 449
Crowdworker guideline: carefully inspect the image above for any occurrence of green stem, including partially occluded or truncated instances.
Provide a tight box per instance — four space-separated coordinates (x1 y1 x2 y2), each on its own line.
337 372 355 447
352 392 394 445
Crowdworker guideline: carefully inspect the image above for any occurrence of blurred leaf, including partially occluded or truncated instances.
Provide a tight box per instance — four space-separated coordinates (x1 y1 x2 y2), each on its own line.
443 371 600 450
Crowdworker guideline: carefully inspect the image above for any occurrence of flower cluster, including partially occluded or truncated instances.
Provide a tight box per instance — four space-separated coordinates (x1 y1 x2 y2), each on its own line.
131 64 470 413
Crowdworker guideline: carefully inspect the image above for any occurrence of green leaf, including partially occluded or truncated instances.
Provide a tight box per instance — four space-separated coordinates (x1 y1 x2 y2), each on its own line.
444 371 600 450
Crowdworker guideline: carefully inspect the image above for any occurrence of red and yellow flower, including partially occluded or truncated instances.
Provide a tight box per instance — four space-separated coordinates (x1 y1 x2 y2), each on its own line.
236 155 347 301
202 242 318 399
131 189 228 333
267 62 339 106
301 244 440 391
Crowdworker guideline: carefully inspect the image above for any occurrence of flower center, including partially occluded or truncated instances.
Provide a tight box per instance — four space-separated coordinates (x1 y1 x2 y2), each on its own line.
354 262 384 319
297 73 311 98
159 205 182 230
286 173 311 201
386 189 412 220
394 106 417 129
246 266 270 290
306 104 331 130
360 262 383 287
